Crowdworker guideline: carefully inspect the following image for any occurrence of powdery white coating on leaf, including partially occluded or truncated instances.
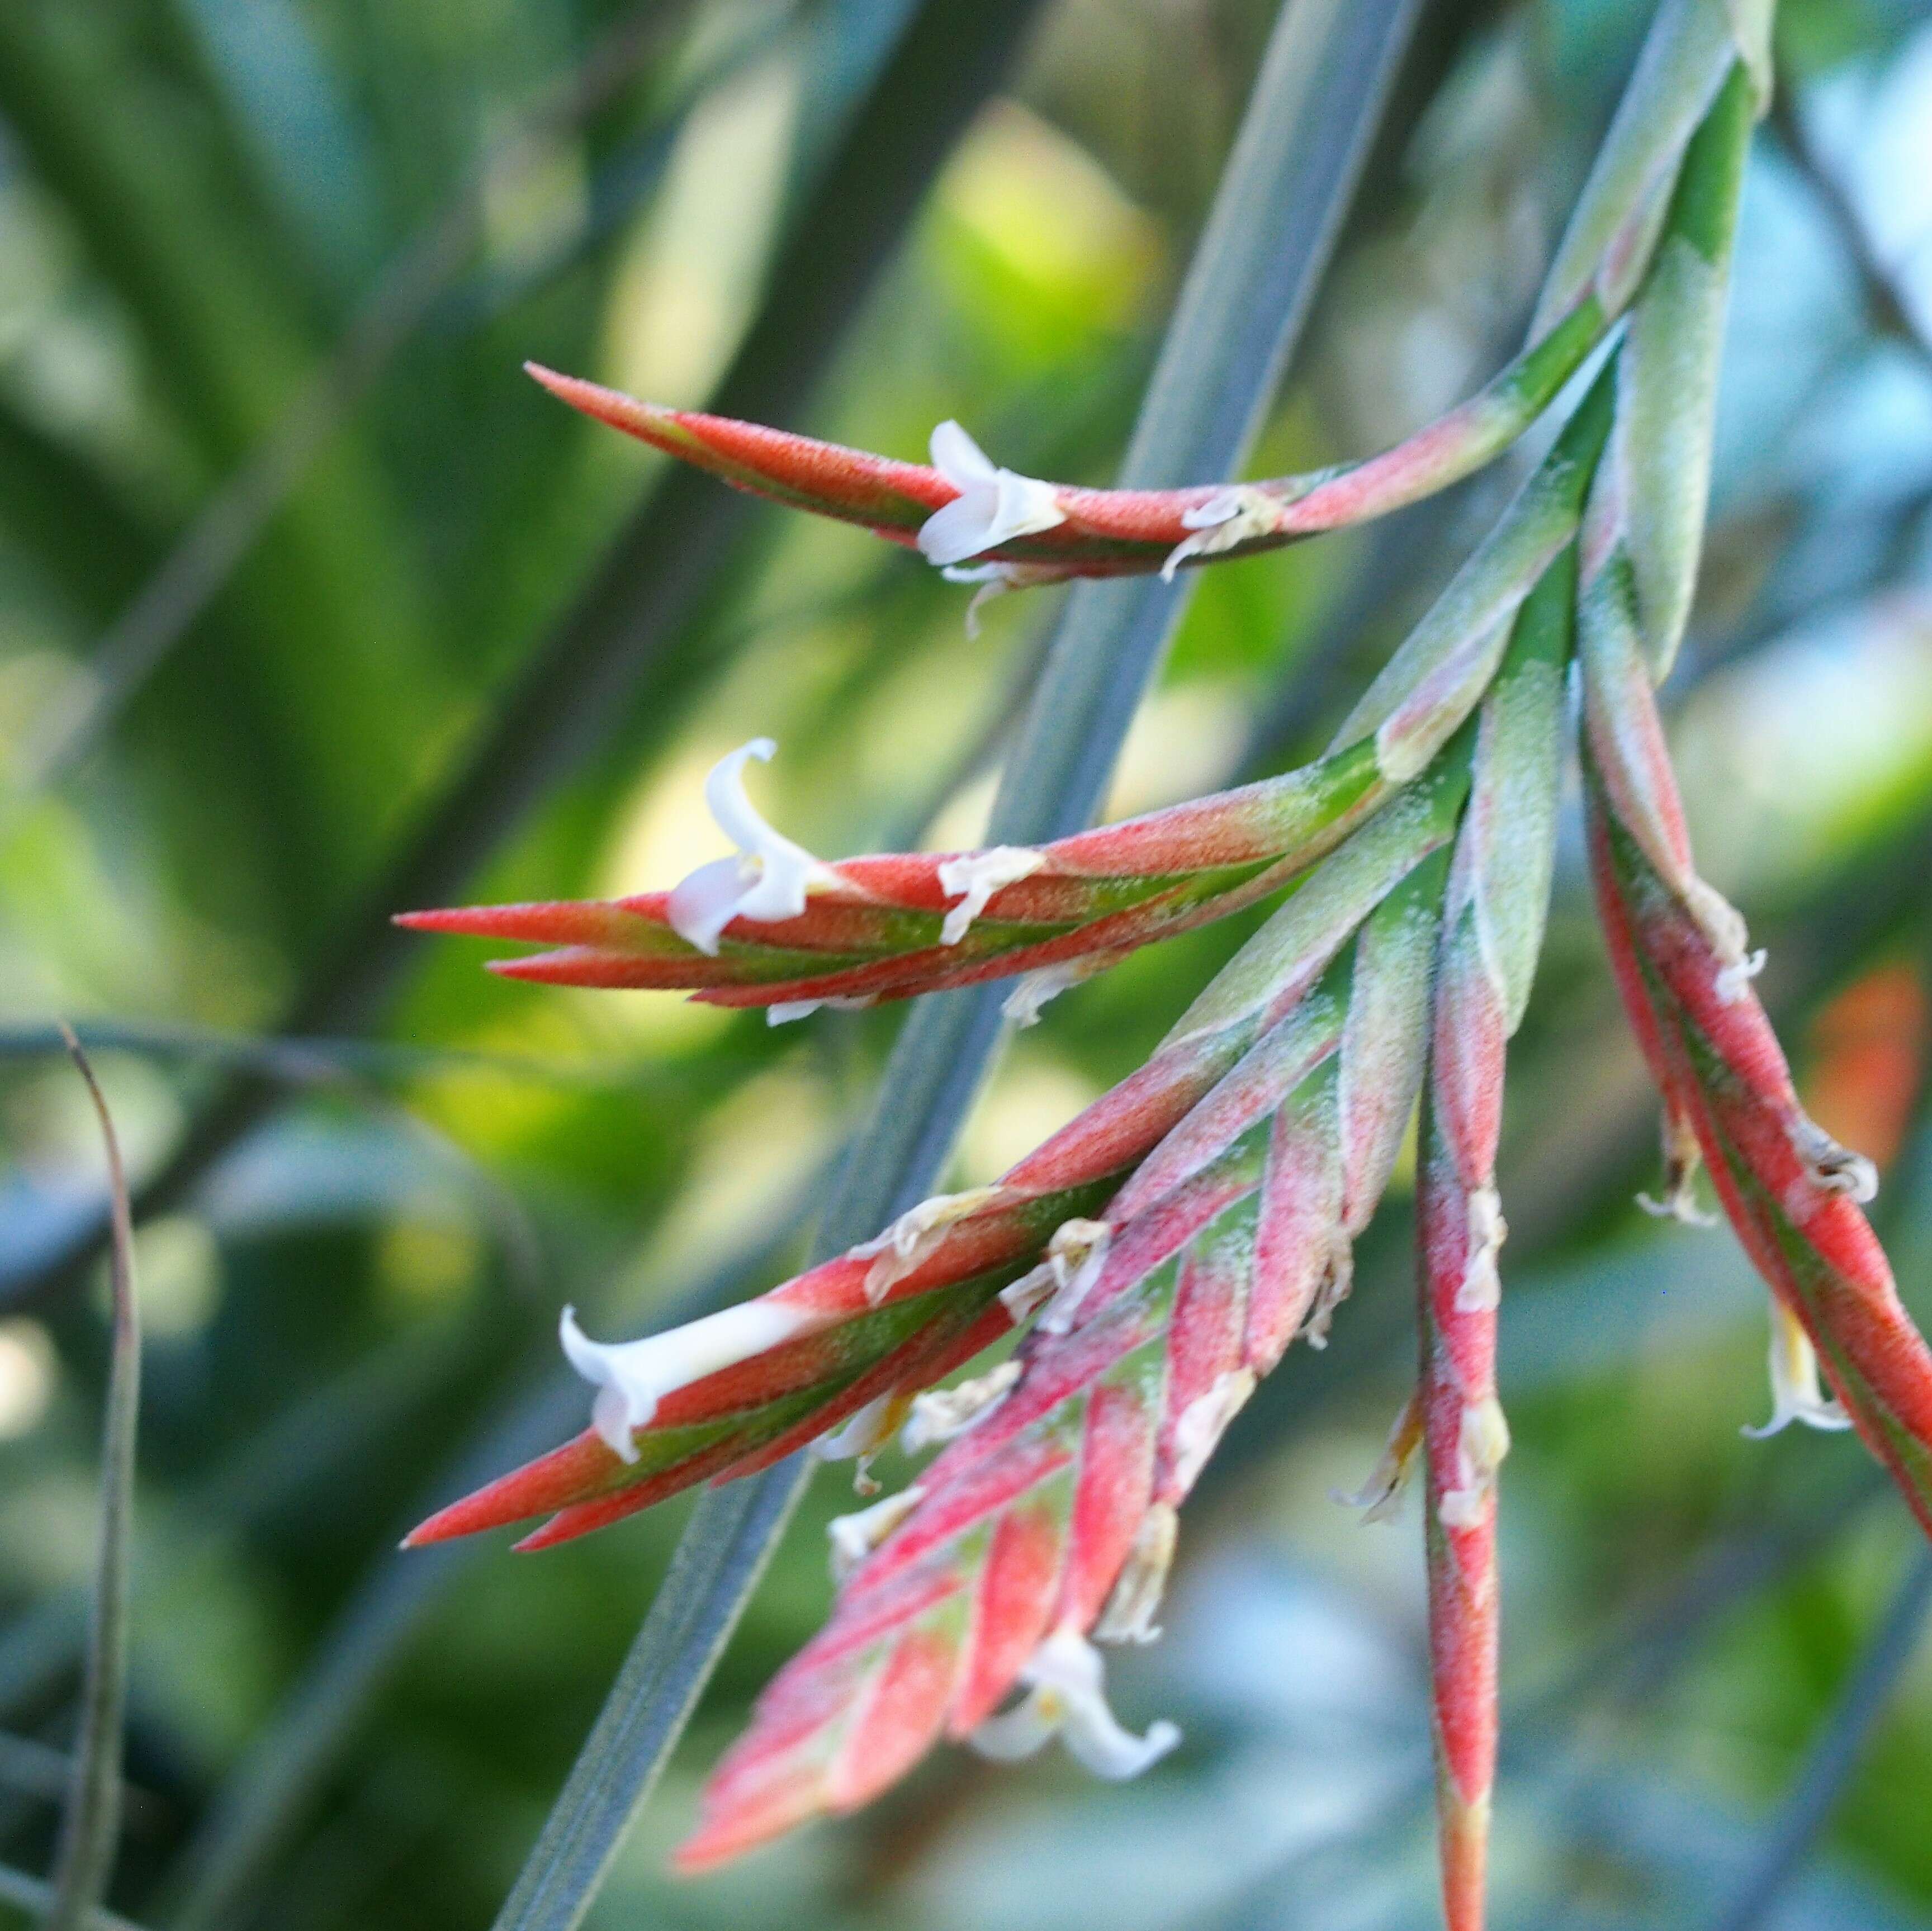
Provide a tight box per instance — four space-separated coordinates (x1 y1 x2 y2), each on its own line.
1531 0 1734 335
1726 0 1775 107
1744 1302 1852 1440
1465 651 1566 1033
1621 238 1726 680
936 846 1045 945
918 421 1066 566
559 1298 811 1461
967 1628 1181 1779
666 741 834 954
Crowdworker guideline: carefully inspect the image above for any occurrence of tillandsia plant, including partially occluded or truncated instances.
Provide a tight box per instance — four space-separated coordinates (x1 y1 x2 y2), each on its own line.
400 2 1932 1924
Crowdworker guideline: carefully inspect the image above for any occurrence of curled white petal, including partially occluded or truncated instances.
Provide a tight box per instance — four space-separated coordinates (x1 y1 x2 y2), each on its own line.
1096 1503 1177 1645
1714 947 1768 1005
936 846 1044 945
918 421 1065 567
1789 1117 1879 1205
851 1185 1008 1304
812 1388 906 1491
1636 1183 1720 1227
1744 1301 1853 1439
1160 485 1280 581
998 1259 1059 1325
1168 1368 1256 1497
968 1628 1181 1780
1455 1187 1507 1314
1636 1107 1720 1225
1036 1219 1114 1335
766 994 874 1027
943 562 1020 637
666 741 832 955
827 1485 925 1586
1437 1395 1510 1530
902 1361 1022 1454
1333 1391 1423 1525
1003 962 1087 1028
560 1298 809 1463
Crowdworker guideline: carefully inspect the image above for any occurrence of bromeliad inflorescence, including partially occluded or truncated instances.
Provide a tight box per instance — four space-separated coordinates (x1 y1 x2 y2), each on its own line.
400 5 1932 1925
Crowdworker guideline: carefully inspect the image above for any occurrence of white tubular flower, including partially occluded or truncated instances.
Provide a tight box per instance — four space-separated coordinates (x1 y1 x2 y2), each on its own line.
826 1486 925 1586
917 421 1066 567
901 1360 1022 1454
1159 485 1280 581
666 740 833 955
936 846 1044 946
968 1627 1181 1780
1744 1301 1852 1439
560 1299 812 1463
1437 1396 1511 1530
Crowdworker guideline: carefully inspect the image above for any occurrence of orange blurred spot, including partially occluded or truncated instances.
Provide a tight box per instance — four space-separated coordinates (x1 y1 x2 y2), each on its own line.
1802 962 1929 1174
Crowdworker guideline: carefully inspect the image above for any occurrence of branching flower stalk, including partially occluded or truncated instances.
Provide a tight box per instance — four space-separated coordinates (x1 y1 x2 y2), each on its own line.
397 5 1932 1926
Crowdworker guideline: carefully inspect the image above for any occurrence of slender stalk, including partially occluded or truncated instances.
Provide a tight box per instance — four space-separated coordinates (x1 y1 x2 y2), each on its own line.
42 1030 140 1931
486 4 1421 1924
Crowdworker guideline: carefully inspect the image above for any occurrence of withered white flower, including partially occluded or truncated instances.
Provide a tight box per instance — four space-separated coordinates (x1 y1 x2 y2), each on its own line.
666 739 833 955
1159 484 1280 580
969 1626 1180 1779
917 421 1065 567
1437 1394 1511 1530
901 1360 1022 1454
826 1486 925 1585
1744 1301 1852 1439
560 1299 809 1463
936 845 1044 945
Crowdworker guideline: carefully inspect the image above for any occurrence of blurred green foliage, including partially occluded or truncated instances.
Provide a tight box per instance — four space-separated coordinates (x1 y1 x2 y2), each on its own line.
3 0 1932 1927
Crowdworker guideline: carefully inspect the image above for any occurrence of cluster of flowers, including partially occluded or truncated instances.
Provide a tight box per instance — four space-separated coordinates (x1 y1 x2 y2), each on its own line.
401 4 1932 1923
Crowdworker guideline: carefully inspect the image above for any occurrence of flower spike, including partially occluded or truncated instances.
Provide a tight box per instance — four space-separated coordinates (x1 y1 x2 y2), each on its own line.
401 376 1612 1018
405 774 1469 1554
671 844 1455 1869
528 292 1608 591
1415 548 1574 1931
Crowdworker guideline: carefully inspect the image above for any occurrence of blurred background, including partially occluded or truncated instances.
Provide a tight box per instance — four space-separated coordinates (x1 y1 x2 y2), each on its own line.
3 0 1932 1925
